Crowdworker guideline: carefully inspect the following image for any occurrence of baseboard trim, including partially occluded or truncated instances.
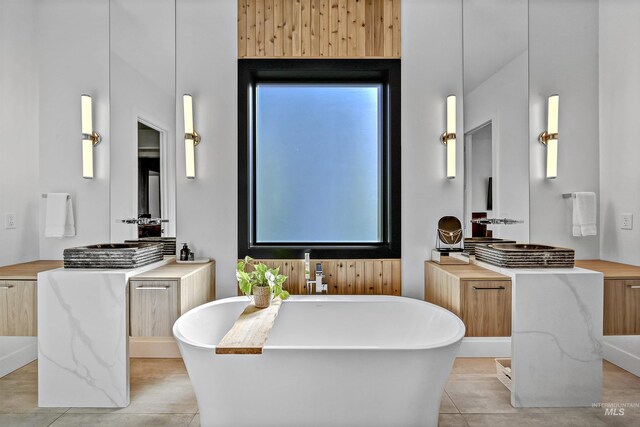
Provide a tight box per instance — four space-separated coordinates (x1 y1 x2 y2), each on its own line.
129 337 181 358
457 337 512 358
603 336 640 377
0 337 37 378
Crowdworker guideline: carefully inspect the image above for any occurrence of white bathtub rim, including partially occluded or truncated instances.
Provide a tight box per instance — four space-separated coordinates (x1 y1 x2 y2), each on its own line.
173 295 466 352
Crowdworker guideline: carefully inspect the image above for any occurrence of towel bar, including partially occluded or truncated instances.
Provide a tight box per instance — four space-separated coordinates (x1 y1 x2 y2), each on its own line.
42 194 71 200
562 193 576 199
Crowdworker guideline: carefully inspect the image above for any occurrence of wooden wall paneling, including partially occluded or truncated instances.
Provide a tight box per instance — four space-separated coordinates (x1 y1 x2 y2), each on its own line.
241 259 401 295
264 0 274 56
292 0 302 56
391 259 401 295
392 0 400 56
364 260 375 294
301 0 311 56
347 0 356 55
328 0 339 56
283 0 293 56
322 260 336 294
256 0 265 55
373 0 384 55
336 261 347 294
382 259 392 295
319 0 330 56
383 0 393 56
364 0 375 55
238 0 247 57
346 261 356 294
356 0 366 56
355 261 365 294
310 0 320 55
239 0 401 58
338 0 348 56
246 0 256 56
274 0 284 56
373 260 383 294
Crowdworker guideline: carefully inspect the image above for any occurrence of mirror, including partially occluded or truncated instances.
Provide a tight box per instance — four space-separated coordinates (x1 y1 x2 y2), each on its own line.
463 0 529 242
109 0 176 241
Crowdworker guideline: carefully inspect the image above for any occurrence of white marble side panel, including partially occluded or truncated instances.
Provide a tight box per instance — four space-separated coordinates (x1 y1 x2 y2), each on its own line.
38 269 129 407
511 270 603 407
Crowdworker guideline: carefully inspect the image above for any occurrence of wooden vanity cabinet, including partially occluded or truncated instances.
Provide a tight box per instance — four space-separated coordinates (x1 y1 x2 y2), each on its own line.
425 261 512 337
129 262 215 337
576 260 640 335
0 261 63 336
0 280 37 336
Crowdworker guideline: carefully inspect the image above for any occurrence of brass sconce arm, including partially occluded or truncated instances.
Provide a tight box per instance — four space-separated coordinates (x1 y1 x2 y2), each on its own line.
538 131 558 145
184 131 201 146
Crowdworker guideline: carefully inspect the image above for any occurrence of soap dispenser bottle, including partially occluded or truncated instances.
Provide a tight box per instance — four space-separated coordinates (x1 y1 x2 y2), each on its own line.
180 243 190 261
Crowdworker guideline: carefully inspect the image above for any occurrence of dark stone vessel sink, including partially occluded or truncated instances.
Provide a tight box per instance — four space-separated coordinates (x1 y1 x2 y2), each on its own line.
63 242 164 269
475 243 575 268
463 238 516 255
491 244 557 251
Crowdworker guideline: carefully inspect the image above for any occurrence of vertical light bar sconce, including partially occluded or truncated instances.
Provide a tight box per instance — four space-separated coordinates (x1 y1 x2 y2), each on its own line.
183 94 201 179
440 95 457 179
539 94 559 179
80 94 101 179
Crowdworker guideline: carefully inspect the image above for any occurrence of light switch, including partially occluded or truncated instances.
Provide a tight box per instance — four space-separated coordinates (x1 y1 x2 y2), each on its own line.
621 213 633 230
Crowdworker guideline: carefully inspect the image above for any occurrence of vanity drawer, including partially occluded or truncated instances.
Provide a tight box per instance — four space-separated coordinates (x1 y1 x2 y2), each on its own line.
604 279 639 335
0 280 37 336
460 280 512 337
129 280 179 337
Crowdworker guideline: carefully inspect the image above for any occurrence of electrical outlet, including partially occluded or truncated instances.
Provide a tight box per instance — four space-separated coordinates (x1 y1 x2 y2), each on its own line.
621 213 633 230
4 213 16 229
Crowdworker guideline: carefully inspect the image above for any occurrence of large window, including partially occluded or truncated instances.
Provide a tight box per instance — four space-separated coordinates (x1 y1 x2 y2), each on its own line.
239 60 400 259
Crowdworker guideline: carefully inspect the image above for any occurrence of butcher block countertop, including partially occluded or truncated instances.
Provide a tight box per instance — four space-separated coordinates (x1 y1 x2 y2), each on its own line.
0 260 63 280
575 260 640 279
425 261 511 281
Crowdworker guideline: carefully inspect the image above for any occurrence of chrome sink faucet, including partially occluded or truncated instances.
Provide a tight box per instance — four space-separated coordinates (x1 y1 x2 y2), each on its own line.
304 253 327 294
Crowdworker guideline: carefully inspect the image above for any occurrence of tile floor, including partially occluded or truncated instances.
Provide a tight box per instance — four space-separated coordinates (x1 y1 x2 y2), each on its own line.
0 358 638 426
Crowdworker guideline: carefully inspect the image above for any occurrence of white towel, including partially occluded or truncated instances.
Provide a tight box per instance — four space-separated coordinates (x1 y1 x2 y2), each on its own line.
572 192 597 237
44 193 76 238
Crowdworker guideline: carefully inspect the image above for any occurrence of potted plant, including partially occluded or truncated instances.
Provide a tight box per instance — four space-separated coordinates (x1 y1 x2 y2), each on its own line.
236 256 290 308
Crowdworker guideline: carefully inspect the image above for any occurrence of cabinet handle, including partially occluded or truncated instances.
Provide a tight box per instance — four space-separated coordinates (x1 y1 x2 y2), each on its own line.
472 286 505 291
135 286 170 290
0 285 15 289
628 285 640 289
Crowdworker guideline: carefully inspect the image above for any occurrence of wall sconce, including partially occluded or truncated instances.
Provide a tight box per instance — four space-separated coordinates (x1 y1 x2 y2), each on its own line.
183 94 201 179
81 94 101 179
440 95 456 179
539 94 559 179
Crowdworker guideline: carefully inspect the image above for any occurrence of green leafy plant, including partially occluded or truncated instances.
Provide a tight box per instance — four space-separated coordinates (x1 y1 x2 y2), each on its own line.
236 256 290 301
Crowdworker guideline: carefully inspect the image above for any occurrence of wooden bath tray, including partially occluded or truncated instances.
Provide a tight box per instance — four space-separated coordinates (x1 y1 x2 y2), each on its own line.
216 299 282 355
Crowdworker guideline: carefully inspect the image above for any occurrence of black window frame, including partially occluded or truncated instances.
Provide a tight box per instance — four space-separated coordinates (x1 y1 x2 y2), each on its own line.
238 59 401 259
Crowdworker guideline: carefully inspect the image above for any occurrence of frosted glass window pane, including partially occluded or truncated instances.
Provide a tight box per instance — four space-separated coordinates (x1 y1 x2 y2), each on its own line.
256 83 382 243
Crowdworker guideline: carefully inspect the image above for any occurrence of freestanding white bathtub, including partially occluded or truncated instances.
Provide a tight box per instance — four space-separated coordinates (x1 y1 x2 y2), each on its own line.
173 295 465 427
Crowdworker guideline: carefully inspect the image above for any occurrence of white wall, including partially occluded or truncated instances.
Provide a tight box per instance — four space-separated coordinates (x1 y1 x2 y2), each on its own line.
0 0 40 266
529 0 600 259
176 0 238 298
465 51 529 242
402 0 463 299
38 0 110 259
598 0 640 266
